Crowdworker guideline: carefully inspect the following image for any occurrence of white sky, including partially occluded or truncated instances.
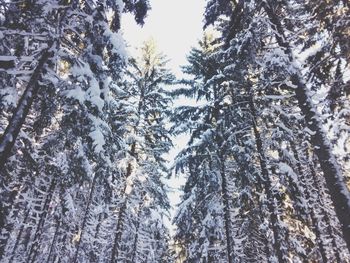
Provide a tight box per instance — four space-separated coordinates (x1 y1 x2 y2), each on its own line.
121 0 206 75
121 0 206 234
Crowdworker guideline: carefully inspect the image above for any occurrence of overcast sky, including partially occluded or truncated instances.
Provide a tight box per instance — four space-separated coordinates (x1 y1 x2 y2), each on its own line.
121 0 206 75
121 0 206 234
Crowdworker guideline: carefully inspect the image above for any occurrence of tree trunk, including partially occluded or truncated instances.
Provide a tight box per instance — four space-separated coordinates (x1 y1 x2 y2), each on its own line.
110 142 136 263
27 178 56 263
46 218 61 263
263 2 350 251
110 201 127 263
219 157 234 263
306 150 342 262
248 95 285 262
130 194 145 263
72 174 99 263
0 43 54 169
290 142 328 263
89 212 105 262
7 208 30 263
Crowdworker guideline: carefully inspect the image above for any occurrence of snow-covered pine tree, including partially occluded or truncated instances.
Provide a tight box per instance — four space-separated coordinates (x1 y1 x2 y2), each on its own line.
172 32 250 263
0 2 66 259
301 0 350 194
110 39 174 263
171 1 350 262
260 1 350 251
202 0 350 258
0 0 151 262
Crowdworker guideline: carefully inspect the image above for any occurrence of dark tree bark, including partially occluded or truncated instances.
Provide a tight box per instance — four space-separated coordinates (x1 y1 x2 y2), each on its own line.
89 211 105 262
0 44 54 169
130 194 145 263
7 208 30 263
306 150 342 262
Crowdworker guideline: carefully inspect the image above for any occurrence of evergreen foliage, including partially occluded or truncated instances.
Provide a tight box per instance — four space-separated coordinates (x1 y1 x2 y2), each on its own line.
0 0 349 262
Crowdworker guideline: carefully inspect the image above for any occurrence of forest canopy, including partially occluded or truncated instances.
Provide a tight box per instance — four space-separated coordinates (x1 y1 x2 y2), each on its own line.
0 0 349 262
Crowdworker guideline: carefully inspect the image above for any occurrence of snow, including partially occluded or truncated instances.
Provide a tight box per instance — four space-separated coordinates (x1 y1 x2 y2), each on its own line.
1 1 349 262
265 94 294 100
278 162 298 182
0 87 18 107
104 28 128 62
87 77 104 111
89 129 105 154
0 55 16 61
296 42 323 65
70 61 92 78
64 61 105 111
88 114 109 154
64 86 85 105
303 127 316 135
115 0 125 13
64 192 77 219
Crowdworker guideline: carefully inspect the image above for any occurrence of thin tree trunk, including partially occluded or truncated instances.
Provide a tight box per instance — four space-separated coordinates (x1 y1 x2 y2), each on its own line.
263 2 350 250
89 211 105 262
110 142 136 263
130 194 145 263
27 178 56 263
290 142 328 263
0 43 54 169
7 208 31 263
72 174 99 263
248 95 285 262
219 157 234 263
110 201 127 263
46 218 61 263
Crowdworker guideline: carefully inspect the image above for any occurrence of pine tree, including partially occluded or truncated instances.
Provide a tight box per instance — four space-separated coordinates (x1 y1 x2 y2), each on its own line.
174 1 350 261
0 0 151 262
110 39 174 263
173 32 239 262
